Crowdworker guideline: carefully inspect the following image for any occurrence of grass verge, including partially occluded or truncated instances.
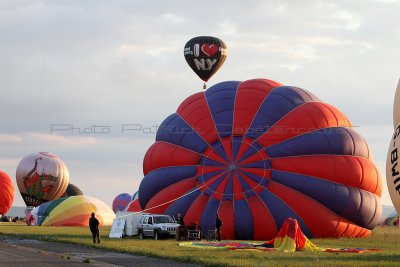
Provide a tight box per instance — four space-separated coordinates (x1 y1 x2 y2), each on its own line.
1 224 400 266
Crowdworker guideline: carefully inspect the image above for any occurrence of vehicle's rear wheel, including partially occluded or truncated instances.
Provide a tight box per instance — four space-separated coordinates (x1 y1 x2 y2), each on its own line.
139 231 144 240
154 230 159 240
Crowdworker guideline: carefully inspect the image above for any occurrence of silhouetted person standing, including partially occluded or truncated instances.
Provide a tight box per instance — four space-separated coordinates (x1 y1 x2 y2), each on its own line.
89 212 100 244
177 213 185 226
215 214 223 241
176 213 188 241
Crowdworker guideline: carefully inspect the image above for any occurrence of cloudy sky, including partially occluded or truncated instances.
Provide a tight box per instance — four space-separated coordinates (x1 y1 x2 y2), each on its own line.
1 0 399 208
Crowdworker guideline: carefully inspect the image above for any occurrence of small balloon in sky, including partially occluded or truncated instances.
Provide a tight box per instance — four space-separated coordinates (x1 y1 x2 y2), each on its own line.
184 36 227 88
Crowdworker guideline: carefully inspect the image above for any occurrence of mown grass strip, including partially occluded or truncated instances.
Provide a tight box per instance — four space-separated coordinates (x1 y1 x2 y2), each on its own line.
1 224 400 267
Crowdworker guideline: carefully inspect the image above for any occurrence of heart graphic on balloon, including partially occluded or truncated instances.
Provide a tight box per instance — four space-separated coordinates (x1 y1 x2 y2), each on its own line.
201 44 218 57
184 36 227 82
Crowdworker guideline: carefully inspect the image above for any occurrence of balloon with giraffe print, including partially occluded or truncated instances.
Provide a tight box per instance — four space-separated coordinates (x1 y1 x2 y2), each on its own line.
16 152 69 207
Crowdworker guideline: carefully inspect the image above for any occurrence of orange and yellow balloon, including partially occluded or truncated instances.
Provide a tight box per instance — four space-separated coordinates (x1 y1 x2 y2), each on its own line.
33 195 115 226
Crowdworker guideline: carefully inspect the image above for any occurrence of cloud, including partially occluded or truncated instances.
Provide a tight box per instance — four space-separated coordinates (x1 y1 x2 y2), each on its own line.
0 134 22 143
301 36 373 50
278 64 300 72
218 21 237 36
330 10 362 31
145 46 177 57
161 13 185 24
0 157 19 169
374 0 400 4
28 133 98 145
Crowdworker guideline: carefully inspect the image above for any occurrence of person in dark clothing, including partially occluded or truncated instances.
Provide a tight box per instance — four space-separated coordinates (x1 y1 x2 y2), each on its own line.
177 213 185 226
89 212 100 244
176 213 188 241
215 214 223 241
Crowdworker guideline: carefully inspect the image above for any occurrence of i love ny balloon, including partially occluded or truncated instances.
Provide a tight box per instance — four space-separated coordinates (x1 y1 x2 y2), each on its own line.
184 36 227 83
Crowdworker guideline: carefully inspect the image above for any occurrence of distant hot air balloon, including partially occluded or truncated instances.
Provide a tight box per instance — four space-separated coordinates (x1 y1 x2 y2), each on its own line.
26 206 38 225
381 214 399 226
61 183 83 197
139 78 382 240
0 170 14 215
33 195 115 226
112 193 131 213
184 36 227 88
25 210 35 225
16 152 69 207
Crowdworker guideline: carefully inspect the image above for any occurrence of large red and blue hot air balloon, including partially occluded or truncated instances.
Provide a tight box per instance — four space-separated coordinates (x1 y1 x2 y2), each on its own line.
139 78 382 240
125 191 141 212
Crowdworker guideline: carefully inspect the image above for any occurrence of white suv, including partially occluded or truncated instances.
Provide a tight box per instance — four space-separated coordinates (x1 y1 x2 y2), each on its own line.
137 214 180 240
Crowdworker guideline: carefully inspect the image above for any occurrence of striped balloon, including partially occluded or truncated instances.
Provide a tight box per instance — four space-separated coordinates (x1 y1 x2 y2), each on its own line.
139 78 382 240
34 195 115 226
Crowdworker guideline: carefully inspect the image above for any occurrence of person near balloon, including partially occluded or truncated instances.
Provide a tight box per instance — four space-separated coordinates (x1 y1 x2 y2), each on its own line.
89 212 100 244
176 213 188 241
177 213 185 225
215 214 223 241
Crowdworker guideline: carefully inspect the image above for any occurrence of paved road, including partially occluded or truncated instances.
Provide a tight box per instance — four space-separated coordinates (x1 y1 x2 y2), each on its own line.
0 241 96 267
0 236 200 267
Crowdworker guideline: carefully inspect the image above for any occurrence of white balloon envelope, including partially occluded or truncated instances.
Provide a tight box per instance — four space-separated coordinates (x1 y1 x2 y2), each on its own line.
386 124 400 214
16 152 69 207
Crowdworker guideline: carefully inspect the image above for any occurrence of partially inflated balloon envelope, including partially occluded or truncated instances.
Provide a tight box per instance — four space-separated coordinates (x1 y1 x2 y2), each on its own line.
139 78 382 240
61 183 83 197
380 214 398 226
112 193 131 213
125 199 142 212
34 195 115 226
125 191 141 212
132 190 139 202
387 80 400 215
16 152 69 207
0 170 14 215
386 123 400 214
184 36 227 83
28 206 39 225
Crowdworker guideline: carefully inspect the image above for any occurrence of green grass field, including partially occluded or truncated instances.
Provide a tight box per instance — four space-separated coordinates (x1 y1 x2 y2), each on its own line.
1 224 400 266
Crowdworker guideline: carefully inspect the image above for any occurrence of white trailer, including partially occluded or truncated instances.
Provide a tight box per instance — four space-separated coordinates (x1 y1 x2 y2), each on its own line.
109 211 149 238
